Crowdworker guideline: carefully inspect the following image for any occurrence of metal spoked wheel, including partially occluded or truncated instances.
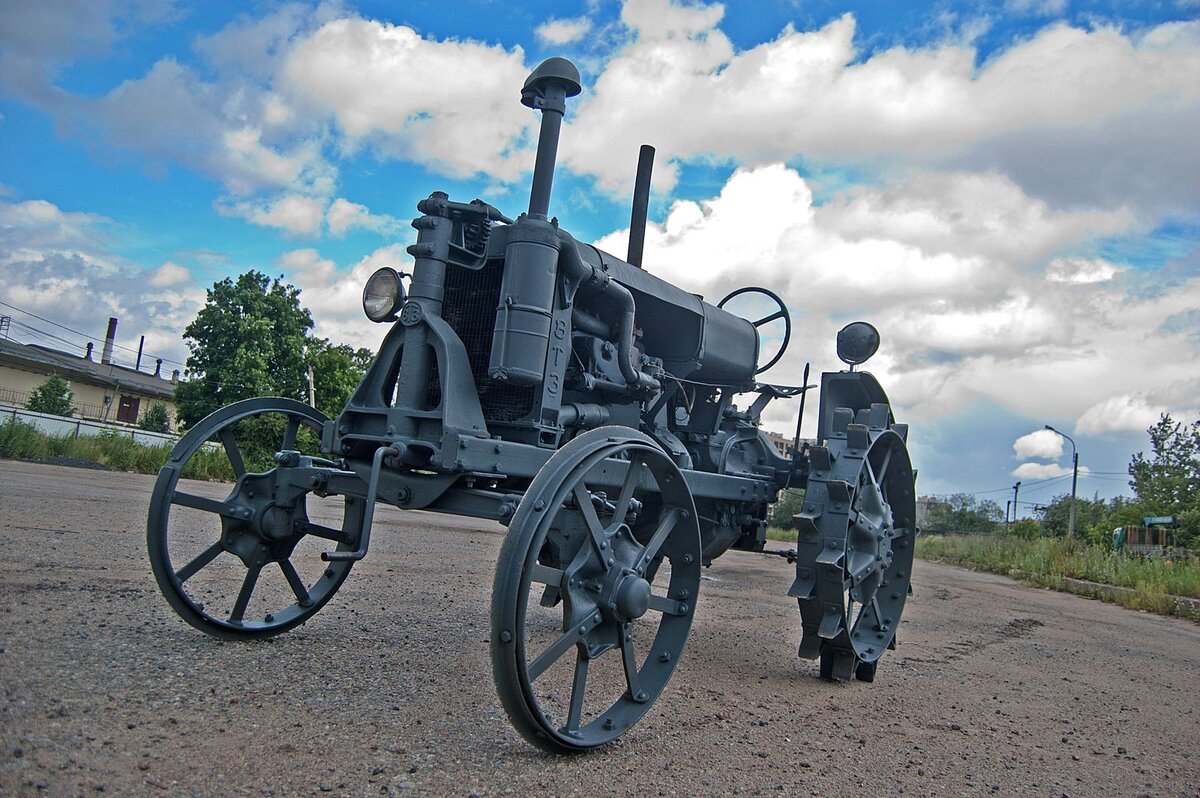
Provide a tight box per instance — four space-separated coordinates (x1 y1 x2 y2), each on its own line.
147 397 364 640
491 427 702 752
791 402 916 681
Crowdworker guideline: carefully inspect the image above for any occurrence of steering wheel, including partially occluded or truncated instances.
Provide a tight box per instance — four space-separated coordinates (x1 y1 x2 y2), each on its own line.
717 286 792 374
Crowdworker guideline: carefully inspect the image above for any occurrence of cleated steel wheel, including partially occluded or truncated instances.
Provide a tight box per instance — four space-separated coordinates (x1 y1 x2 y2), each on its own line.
148 398 364 640
491 427 702 752
790 402 916 681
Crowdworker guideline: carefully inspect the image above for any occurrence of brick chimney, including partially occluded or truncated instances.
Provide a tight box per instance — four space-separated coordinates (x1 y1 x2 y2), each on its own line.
101 317 117 365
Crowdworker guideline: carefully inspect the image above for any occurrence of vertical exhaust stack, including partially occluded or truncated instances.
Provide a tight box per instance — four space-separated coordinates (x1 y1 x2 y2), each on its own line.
522 57 581 220
101 317 117 365
627 145 655 269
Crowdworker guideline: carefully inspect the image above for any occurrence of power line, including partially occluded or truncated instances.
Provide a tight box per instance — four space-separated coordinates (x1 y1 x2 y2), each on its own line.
0 299 188 367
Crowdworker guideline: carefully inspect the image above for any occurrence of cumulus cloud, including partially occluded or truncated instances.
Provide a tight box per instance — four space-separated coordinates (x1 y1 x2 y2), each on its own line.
0 197 202 366
1077 394 1171 435
1014 429 1064 459
1012 462 1084 479
326 198 403 236
536 16 594 46
561 3 1200 211
149 262 191 287
281 244 411 349
283 18 532 181
224 194 327 236
591 163 1200 443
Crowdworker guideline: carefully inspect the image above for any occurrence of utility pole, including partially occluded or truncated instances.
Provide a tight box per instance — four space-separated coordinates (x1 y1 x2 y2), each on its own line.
1045 425 1078 538
1012 482 1021 522
1006 500 1012 526
307 364 316 409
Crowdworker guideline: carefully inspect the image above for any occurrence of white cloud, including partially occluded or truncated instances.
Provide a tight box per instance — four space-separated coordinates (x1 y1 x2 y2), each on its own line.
562 6 1200 211
149 262 191 287
226 194 327 236
1077 394 1171 435
326 197 402 236
1013 429 1064 459
1045 257 1121 284
283 18 533 181
282 244 411 350
589 163 1200 445
536 16 594 46
0 197 201 367
1012 462 1086 479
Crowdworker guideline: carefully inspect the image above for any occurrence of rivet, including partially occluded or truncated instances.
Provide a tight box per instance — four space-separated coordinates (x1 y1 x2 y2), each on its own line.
500 630 512 643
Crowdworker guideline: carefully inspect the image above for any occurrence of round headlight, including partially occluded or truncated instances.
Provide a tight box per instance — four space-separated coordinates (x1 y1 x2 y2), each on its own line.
362 268 405 322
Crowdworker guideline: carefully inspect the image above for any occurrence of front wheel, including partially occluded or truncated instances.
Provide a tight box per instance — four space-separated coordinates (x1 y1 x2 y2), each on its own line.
491 427 702 752
147 398 364 639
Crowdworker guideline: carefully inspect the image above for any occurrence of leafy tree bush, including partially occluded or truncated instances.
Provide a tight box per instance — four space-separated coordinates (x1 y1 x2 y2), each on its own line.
1007 518 1041 540
25 374 75 417
310 339 373 418
769 488 805 527
137 403 172 433
922 493 1003 534
175 271 315 428
1128 413 1199 548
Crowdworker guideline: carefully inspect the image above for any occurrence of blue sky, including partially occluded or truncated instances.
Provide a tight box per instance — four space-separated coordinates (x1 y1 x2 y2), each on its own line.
1 0 1198 512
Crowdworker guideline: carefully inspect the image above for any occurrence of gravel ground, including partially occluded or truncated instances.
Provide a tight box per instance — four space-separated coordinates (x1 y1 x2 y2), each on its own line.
1 459 1198 797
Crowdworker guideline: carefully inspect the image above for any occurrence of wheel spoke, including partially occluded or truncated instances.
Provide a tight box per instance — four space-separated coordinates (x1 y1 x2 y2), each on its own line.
295 519 352 544
530 612 595 681
565 654 589 733
175 541 224 583
280 416 300 452
634 506 680 573
573 484 610 560
753 309 786 326
530 563 564 586
172 490 237 517
875 446 893 485
646 593 687 616
229 565 261 624
278 559 312 607
219 428 246 477
611 453 645 524
620 631 642 700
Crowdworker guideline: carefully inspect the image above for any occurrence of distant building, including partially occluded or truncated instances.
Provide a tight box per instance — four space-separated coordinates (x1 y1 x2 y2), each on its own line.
0 318 179 431
764 430 813 460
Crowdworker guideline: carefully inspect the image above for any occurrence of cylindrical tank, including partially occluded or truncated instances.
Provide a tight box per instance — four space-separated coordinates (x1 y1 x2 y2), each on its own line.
488 221 560 386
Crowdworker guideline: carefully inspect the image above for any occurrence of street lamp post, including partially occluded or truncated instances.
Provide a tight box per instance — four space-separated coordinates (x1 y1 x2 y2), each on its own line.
1045 425 1078 539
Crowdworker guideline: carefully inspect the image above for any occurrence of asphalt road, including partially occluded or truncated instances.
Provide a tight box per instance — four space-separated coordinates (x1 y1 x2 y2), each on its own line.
1 460 1197 797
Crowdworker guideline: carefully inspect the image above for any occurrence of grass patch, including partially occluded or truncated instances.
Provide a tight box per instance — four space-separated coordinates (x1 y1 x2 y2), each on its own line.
0 419 233 481
917 534 1200 616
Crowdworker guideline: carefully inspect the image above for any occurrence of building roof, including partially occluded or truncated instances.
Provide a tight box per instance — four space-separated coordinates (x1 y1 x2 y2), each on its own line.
0 337 178 401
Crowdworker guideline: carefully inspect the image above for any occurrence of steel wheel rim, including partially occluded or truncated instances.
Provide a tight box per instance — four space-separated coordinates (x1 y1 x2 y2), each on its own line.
492 427 701 752
795 414 916 677
147 398 360 639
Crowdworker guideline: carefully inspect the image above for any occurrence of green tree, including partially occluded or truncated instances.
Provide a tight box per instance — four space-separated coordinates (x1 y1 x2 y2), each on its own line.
922 493 1003 534
26 374 74 417
137 403 172 433
310 339 374 419
769 488 806 527
175 271 314 429
1128 413 1200 548
1035 493 1113 539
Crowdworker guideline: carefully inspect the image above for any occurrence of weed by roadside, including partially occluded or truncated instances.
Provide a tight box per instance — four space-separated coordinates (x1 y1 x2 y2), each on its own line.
0 419 232 481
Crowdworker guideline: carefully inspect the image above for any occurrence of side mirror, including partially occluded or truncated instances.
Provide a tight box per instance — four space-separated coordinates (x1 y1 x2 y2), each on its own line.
836 321 880 367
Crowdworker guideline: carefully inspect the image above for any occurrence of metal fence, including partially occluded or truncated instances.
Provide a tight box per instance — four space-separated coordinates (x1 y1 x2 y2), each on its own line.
0 387 109 421
1 404 179 447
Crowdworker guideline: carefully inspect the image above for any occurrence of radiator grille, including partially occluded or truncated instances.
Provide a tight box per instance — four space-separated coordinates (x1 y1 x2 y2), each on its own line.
442 264 537 422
